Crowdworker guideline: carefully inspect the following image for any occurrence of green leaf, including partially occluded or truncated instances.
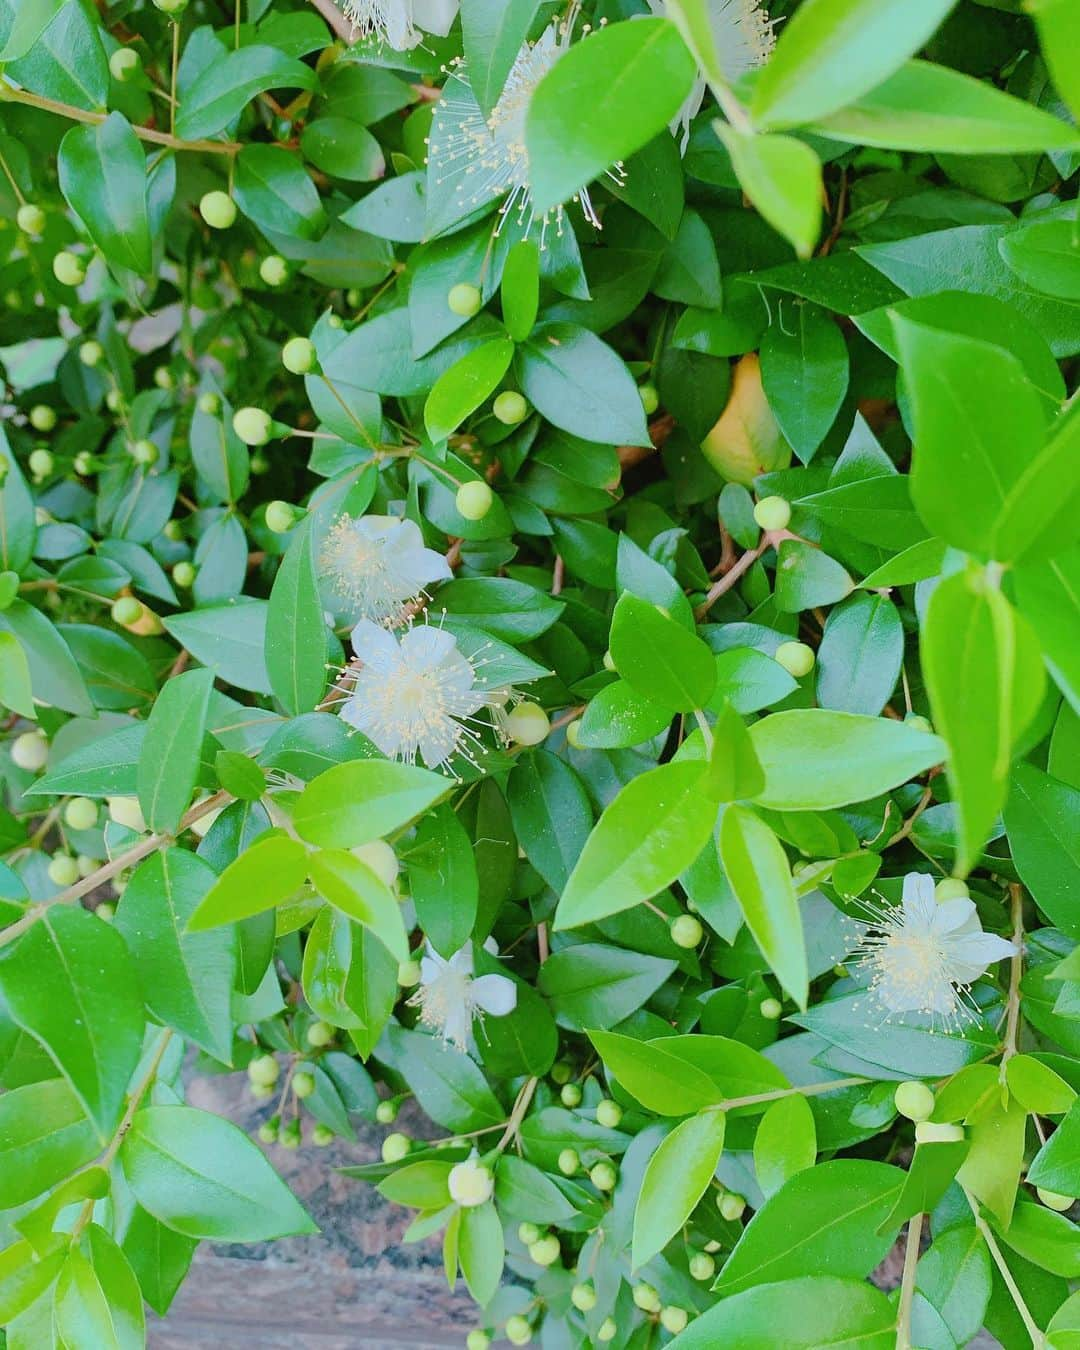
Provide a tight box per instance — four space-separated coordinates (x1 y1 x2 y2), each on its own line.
175 45 318 141
234 144 327 240
460 0 543 118
748 710 946 811
883 1139 970 1230
923 571 1045 875
0 631 34 720
302 119 385 184
507 749 593 892
719 805 808 1008
438 578 564 643
407 805 478 958
609 593 716 712
292 759 450 847
816 594 904 718
1029 1099 1080 1197
0 1240 66 1325
164 601 271 695
632 1109 725 1268
6 1 108 112
0 426 37 573
774 539 854 613
1005 763 1080 940
0 0 64 61
54 1247 122 1350
458 1200 504 1306
0 1079 99 1208
715 1159 904 1295
759 302 848 460
57 114 151 276
83 1226 144 1350
214 750 266 802
704 700 767 802
554 762 718 929
136 668 213 835
1015 550 1080 713
501 240 540 342
266 518 327 717
1030 0 1080 121
717 127 822 261
385 1025 504 1132
537 943 676 1030
1005 1055 1076 1117
114 849 235 1061
588 1030 724 1115
668 1275 895 1348
916 1225 992 1347
753 1093 817 1198
576 679 673 750
120 1105 316 1240
515 322 650 446
751 0 959 128
0 906 144 1140
187 834 310 931
524 18 696 218
1000 220 1080 303
308 848 408 964
811 61 1080 154
0 600 93 716
424 338 515 442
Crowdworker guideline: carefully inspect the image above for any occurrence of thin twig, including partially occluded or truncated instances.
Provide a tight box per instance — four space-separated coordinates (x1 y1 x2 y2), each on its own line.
963 1188 1046 1347
895 1211 923 1350
307 0 353 43
1000 883 1026 1076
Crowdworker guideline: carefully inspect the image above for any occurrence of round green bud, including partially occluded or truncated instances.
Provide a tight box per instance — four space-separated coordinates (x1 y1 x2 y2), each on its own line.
670 914 703 949
704 1239 721 1253
505 1315 532 1347
250 452 270 475
28 449 54 478
312 1123 334 1147
265 500 295 534
466 1332 491 1350
455 480 494 521
153 0 188 12
719 1192 746 1221
760 996 783 1020
164 520 184 542
258 1120 279 1144
915 1121 965 1144
493 390 529 425
774 640 815 679
448 1158 494 1208
381 1132 410 1163
172 561 196 589
1038 1188 1074 1212
560 1082 582 1109
250 1082 275 1101
346 289 362 308
447 283 482 317
595 1099 622 1129
935 878 969 902
375 1099 398 1125
232 407 272 447
551 1060 572 1085
95 900 115 922
597 1319 617 1343
73 452 95 477
64 797 98 831
247 1054 279 1087
894 1080 935 1123
111 596 142 627
397 959 422 988
753 495 792 532
197 391 221 415
105 389 123 413
282 337 317 375
306 1020 334 1048
153 366 174 390
260 254 288 286
327 314 344 330
52 251 86 287
76 854 99 878
570 1282 597 1312
16 203 46 236
293 1071 316 1099
557 1148 579 1176
689 1251 715 1281
632 1283 661 1313
29 405 57 433
639 383 660 416
131 438 158 466
107 796 146 832
48 854 80 887
517 1221 542 1245
79 340 104 367
351 839 399 886
905 713 933 734
280 1119 301 1148
109 47 140 81
590 1161 617 1192
660 1306 689 1335
528 1235 560 1267
199 190 236 230
503 702 550 747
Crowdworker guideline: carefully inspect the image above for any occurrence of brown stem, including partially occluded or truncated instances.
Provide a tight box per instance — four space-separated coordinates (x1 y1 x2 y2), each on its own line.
1000 883 1025 1075
307 0 353 43
616 414 675 471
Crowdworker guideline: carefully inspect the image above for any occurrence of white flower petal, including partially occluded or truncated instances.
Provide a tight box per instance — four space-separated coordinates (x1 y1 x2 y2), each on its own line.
350 619 401 670
931 898 979 934
471 973 517 1017
413 0 458 37
447 946 475 976
400 624 460 670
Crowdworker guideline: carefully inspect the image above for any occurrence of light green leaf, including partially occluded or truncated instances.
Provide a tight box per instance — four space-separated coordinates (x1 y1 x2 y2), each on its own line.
308 848 409 963
753 1093 817 1198
1030 0 1080 121
424 338 515 442
292 759 451 847
609 592 717 712
461 0 543 118
266 518 327 717
632 1110 725 1268
0 631 34 719
717 126 822 261
0 1079 99 1209
186 834 310 931
175 45 317 141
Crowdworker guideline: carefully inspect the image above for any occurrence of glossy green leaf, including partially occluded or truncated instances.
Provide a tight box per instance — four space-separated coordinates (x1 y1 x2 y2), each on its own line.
515 322 650 446
308 848 408 963
632 1109 725 1267
407 805 478 958
608 592 716 712
234 144 327 240
424 338 515 441
717 127 822 261
136 668 214 835
58 114 151 276
538 943 676 1030
266 518 327 717
666 1275 895 1348
1005 763 1080 940
186 833 310 930
0 1078 99 1209
292 759 450 847
175 46 317 141
460 0 543 117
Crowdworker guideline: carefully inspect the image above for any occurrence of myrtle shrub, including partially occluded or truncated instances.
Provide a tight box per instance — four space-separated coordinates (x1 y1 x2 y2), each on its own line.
0 0 1079 1345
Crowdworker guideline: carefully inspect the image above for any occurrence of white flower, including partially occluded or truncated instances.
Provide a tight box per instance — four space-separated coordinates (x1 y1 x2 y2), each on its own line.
647 0 775 152
410 939 517 1051
338 619 505 768
319 514 452 625
448 1152 495 1207
852 873 1016 1027
427 10 626 245
337 0 458 49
